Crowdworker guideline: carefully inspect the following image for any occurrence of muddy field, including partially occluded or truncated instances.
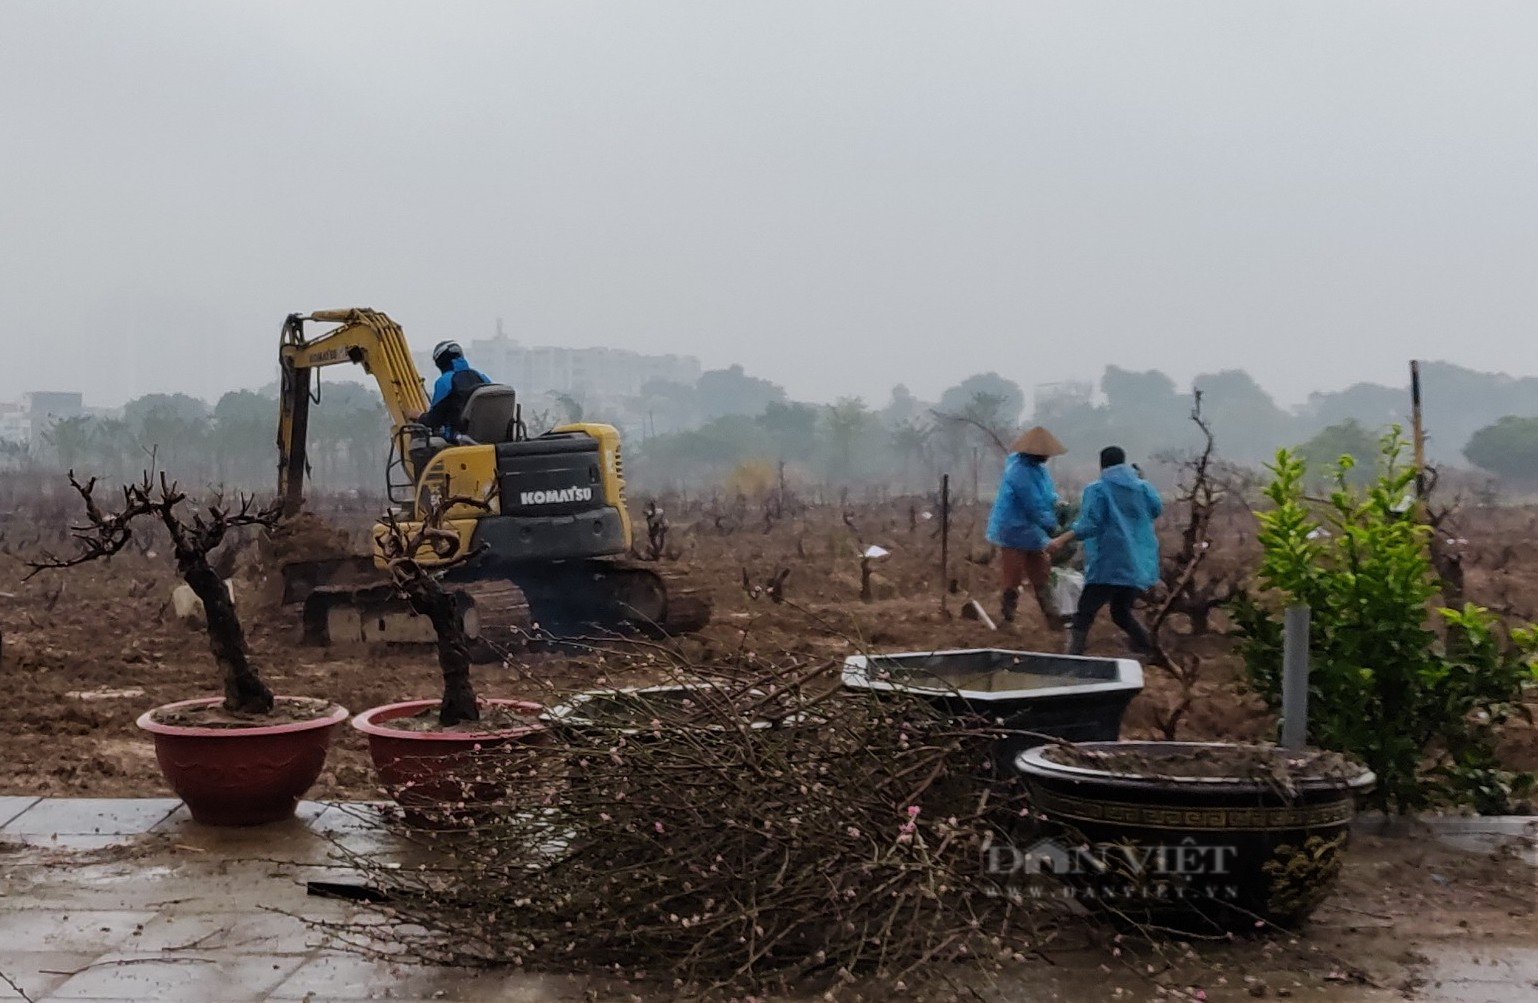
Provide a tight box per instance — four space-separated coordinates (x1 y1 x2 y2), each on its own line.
1 489 1537 801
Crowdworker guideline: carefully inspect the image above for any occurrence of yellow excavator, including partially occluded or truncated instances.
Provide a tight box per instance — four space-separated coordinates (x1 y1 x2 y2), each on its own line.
274 308 711 657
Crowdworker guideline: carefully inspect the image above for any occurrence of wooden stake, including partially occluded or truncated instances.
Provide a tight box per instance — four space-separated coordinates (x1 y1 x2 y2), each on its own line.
939 473 950 612
1411 360 1427 500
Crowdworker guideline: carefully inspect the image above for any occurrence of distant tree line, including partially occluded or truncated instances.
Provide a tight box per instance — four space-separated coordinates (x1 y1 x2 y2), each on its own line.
6 358 1538 500
625 360 1538 495
3 382 388 494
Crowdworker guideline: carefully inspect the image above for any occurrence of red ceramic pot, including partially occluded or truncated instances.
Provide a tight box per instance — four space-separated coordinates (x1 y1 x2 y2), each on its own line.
136 696 350 827
351 699 549 823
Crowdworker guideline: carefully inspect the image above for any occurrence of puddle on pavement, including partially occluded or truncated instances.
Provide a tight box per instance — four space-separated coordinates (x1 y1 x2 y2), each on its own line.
1413 934 1538 987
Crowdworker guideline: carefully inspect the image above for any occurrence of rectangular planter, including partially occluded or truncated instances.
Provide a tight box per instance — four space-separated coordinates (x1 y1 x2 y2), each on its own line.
841 648 1144 773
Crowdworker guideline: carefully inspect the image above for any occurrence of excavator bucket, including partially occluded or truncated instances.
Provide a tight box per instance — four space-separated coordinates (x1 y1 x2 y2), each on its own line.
279 555 383 606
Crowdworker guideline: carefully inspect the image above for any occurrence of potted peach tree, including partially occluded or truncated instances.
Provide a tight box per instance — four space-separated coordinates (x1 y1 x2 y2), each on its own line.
27 472 349 826
348 493 546 822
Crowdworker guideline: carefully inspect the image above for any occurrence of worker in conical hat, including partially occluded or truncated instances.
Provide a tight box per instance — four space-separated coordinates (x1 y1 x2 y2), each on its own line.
985 426 1069 628
1009 426 1066 458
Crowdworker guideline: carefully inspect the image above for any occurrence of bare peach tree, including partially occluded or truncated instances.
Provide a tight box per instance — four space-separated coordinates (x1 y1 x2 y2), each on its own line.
840 510 880 602
1146 431 1256 639
1420 464 1467 610
637 499 681 561
1142 395 1227 739
26 471 282 715
740 566 790 603
376 493 491 727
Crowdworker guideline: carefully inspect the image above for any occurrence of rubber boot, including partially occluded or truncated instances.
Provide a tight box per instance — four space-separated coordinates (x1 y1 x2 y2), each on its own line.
1032 583 1059 629
1000 588 1019 623
1066 628 1089 656
1122 620 1157 657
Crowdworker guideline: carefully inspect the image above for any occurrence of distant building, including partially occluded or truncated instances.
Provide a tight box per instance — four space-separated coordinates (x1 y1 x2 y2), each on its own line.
25 391 84 420
16 391 84 446
414 320 702 403
0 402 28 445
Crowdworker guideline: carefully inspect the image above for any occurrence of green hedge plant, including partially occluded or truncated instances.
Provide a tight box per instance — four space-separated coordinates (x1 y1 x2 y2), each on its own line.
1232 427 1538 814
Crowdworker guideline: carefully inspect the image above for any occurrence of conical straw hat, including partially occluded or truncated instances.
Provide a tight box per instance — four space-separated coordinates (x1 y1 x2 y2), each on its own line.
1010 426 1067 457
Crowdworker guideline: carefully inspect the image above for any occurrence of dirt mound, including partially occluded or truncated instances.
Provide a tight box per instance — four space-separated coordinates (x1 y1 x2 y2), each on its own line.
265 512 358 565
239 512 364 609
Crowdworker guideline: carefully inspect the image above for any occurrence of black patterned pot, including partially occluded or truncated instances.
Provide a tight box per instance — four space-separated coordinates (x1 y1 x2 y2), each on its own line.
1009 741 1375 935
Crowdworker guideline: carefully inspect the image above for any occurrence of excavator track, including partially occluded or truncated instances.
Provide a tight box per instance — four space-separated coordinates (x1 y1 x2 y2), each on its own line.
507 559 714 640
456 579 536 661
294 558 711 660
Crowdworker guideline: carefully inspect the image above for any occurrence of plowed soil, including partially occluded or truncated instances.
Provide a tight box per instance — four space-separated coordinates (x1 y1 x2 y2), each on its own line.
2 494 1536 801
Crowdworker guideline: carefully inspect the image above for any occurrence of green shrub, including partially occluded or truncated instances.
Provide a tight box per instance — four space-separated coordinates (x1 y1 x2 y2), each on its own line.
1232 427 1538 814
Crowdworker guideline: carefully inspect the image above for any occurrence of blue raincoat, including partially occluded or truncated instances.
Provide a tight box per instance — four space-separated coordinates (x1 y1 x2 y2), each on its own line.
429 356 490 407
423 356 490 441
1071 463 1163 589
986 454 1059 551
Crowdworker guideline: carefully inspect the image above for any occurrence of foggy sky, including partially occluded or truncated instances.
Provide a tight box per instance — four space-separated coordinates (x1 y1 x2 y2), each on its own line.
4 1 1538 413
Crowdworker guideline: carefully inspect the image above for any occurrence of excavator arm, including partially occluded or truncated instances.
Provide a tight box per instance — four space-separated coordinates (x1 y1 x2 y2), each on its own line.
277 308 432 517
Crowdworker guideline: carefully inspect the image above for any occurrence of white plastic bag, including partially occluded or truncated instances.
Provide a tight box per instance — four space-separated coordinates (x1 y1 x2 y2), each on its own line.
1049 569 1084 618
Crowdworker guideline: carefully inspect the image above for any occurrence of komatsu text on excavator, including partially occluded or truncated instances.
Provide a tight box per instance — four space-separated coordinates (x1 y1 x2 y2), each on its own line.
275 308 711 657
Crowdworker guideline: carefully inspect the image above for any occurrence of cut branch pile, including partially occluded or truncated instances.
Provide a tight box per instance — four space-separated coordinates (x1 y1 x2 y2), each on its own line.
316 661 1076 998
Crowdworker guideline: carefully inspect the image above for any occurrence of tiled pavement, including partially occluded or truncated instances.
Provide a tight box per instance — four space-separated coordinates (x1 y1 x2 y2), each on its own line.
0 798 1534 1002
0 798 582 1002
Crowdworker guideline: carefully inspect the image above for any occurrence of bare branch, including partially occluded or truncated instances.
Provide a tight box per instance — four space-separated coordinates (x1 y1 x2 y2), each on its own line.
23 471 152 579
24 469 280 714
377 493 491 582
928 409 1009 456
1140 391 1235 738
1148 392 1221 641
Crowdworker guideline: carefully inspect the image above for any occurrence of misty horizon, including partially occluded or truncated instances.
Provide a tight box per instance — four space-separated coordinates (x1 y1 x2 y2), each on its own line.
6 2 1538 412
4 334 1502 418
0 344 1496 420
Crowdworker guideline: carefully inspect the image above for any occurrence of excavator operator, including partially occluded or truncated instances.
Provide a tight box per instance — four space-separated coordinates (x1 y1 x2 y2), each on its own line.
405 340 491 443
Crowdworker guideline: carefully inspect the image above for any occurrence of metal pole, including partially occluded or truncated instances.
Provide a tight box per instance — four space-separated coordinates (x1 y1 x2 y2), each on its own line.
1281 604 1310 749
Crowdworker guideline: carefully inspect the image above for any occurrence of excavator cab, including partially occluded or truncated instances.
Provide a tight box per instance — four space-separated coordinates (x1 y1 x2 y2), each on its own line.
460 384 526 445
400 383 527 486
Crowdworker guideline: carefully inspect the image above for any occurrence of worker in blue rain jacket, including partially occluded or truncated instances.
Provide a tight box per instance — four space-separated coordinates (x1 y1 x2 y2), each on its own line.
404 340 491 443
1047 445 1162 658
985 426 1069 628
